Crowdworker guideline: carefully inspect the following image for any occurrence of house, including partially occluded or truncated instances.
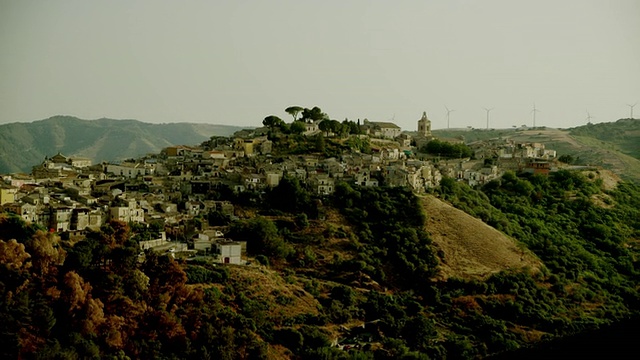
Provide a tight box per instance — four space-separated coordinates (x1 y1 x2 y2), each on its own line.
304 121 320 136
384 166 409 187
49 153 69 166
71 208 90 230
202 200 234 216
2 202 37 223
214 240 242 264
193 233 214 253
381 148 401 161
309 174 335 195
265 172 283 187
87 210 105 230
233 136 272 156
421 165 442 189
50 205 73 232
139 232 169 250
110 198 145 223
354 169 378 187
396 133 413 148
105 162 155 179
242 173 265 190
68 157 92 168
523 161 551 175
0 184 18 205
362 121 402 139
32 152 91 174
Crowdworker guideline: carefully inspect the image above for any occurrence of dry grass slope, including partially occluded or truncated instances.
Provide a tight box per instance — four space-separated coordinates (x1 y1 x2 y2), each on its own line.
420 195 542 280
227 265 320 320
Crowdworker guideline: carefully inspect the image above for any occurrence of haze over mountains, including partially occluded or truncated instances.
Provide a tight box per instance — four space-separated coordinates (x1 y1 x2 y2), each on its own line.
0 116 245 174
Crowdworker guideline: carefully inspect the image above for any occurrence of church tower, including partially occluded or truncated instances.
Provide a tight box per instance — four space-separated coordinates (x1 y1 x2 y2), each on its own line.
417 111 432 137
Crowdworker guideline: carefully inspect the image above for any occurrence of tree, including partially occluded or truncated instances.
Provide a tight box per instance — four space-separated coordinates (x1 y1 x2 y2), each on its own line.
318 119 344 137
26 230 66 280
318 120 332 136
301 106 327 122
558 154 575 164
422 139 473 158
289 120 306 135
285 106 303 122
263 115 283 130
227 217 292 259
267 176 311 213
315 134 325 153
0 239 31 273
343 118 361 134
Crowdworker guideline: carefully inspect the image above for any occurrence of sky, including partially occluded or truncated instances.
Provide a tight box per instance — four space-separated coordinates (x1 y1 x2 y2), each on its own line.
1 0 639 131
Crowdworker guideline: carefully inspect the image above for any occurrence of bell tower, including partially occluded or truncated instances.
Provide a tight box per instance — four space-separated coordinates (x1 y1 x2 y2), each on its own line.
417 111 431 137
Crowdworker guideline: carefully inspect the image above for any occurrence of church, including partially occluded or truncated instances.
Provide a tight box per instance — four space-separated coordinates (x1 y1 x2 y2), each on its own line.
417 111 432 137
414 111 435 148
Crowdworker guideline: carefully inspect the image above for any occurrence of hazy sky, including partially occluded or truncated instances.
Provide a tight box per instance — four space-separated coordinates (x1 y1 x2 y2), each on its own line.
1 0 639 131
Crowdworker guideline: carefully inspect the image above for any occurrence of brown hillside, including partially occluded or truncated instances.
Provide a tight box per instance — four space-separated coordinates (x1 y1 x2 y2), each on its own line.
420 195 542 280
227 265 320 320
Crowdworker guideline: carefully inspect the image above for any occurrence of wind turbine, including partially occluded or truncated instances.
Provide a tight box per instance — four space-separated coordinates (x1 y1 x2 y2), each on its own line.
627 102 637 119
445 105 455 129
483 107 494 130
531 103 540 128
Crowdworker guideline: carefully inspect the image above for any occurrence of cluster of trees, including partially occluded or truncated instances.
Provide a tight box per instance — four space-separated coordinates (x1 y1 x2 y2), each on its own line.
333 183 439 285
421 139 474 158
0 217 272 359
263 106 362 139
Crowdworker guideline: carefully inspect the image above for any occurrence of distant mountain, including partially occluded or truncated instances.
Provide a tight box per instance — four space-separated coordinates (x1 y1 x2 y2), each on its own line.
433 118 640 183
0 116 248 174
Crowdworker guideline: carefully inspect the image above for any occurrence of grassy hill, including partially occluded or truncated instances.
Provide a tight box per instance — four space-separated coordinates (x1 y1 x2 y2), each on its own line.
0 116 247 174
433 119 640 183
421 194 542 280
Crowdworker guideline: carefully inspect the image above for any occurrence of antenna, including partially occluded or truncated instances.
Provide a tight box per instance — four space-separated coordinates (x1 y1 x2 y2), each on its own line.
627 102 637 119
483 107 494 129
445 105 455 129
531 103 540 128
586 110 594 124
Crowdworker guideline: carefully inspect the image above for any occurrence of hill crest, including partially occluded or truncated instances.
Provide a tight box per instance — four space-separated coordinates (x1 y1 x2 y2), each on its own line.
0 115 247 174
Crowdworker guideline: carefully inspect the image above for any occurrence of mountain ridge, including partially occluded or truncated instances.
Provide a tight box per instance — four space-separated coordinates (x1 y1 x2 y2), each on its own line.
0 115 247 173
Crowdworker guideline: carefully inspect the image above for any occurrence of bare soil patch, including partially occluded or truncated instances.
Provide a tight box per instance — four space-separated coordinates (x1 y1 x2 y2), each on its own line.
421 195 542 280
584 169 621 191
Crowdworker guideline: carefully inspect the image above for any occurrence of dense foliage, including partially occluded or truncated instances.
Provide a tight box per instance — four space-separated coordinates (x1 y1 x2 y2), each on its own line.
421 139 473 158
435 171 640 343
2 168 640 358
333 184 439 285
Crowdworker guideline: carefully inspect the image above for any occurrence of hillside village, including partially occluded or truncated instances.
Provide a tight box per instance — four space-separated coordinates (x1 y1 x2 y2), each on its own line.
0 111 558 262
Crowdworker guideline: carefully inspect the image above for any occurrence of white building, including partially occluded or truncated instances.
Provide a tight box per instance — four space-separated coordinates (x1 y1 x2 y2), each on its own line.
110 199 145 223
105 162 155 179
214 241 242 264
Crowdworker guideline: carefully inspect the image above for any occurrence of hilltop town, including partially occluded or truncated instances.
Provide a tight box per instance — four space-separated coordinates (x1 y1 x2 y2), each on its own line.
0 109 558 261
4 110 640 360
